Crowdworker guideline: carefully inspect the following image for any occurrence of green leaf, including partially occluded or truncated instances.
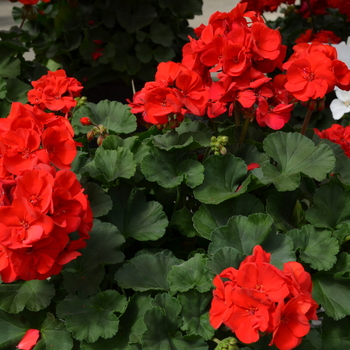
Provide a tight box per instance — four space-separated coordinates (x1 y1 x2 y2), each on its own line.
152 130 195 151
178 291 214 341
171 207 198 238
154 46 175 62
0 310 28 349
0 55 20 78
83 182 113 217
62 220 124 297
287 225 339 271
193 194 264 240
149 21 174 46
108 187 168 241
142 148 204 188
176 118 212 147
88 146 136 181
168 254 214 293
119 293 153 344
206 247 243 275
208 213 274 255
56 290 128 343
333 154 350 186
73 101 137 135
306 183 350 229
262 132 335 191
0 78 6 99
116 3 158 33
135 42 153 64
142 294 208 350
313 254 350 320
267 190 302 232
115 250 182 292
63 264 105 299
5 78 30 104
193 154 250 204
80 334 141 350
0 280 55 314
34 313 73 350
321 315 350 349
79 220 125 267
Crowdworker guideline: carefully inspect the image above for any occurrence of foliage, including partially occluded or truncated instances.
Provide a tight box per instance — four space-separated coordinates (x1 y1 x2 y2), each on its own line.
3 1 350 350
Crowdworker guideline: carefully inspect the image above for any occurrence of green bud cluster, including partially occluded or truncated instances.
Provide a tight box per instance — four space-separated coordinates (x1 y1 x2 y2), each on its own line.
210 135 229 155
214 337 239 350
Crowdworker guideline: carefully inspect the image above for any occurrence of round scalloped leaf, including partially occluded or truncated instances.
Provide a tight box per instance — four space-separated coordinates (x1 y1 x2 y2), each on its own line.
193 154 250 204
56 290 128 343
262 132 335 191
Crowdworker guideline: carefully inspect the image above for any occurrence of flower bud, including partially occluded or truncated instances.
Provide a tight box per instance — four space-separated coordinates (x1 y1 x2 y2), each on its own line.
87 130 95 141
97 135 105 146
80 117 93 126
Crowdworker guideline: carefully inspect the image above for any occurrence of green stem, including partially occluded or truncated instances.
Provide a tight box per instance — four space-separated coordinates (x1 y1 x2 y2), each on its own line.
234 107 241 128
239 117 250 145
300 107 313 135
305 0 316 31
202 146 211 162
212 338 221 345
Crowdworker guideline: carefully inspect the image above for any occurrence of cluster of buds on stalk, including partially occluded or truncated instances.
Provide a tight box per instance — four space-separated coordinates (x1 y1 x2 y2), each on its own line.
155 114 183 130
74 96 87 108
301 97 326 111
213 337 239 350
81 117 109 146
210 136 229 156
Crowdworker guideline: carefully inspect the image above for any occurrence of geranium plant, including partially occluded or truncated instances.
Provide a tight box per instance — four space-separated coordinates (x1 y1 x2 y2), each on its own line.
2 1 350 350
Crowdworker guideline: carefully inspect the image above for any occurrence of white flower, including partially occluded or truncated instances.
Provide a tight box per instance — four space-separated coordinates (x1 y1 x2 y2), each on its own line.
330 88 350 120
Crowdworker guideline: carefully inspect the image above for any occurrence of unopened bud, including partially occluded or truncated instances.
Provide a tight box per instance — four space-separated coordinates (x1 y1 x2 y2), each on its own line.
87 130 95 141
97 135 105 146
80 117 93 126
317 97 325 111
308 99 317 111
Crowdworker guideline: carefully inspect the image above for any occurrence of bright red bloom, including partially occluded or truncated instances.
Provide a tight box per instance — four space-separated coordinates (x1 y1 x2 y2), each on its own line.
209 246 317 349
270 297 312 350
296 29 341 44
28 70 82 113
284 52 337 101
314 124 350 157
17 329 40 350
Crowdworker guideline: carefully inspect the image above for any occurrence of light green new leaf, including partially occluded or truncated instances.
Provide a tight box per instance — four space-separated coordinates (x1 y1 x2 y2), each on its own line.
34 313 73 350
193 154 250 204
56 290 128 343
178 291 214 341
0 280 55 314
193 194 264 240
168 254 214 293
287 225 339 271
115 250 182 292
108 187 168 241
142 148 204 188
262 132 335 191
306 183 350 229
208 213 274 255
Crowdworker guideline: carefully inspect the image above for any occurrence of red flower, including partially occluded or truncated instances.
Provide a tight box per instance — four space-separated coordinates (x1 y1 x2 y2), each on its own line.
17 329 40 350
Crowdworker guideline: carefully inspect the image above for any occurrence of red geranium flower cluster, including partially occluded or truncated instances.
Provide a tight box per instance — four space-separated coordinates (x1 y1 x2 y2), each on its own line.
130 3 295 130
283 42 350 101
129 61 209 126
0 74 92 283
314 124 350 157
210 246 318 350
295 29 341 44
28 69 83 114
